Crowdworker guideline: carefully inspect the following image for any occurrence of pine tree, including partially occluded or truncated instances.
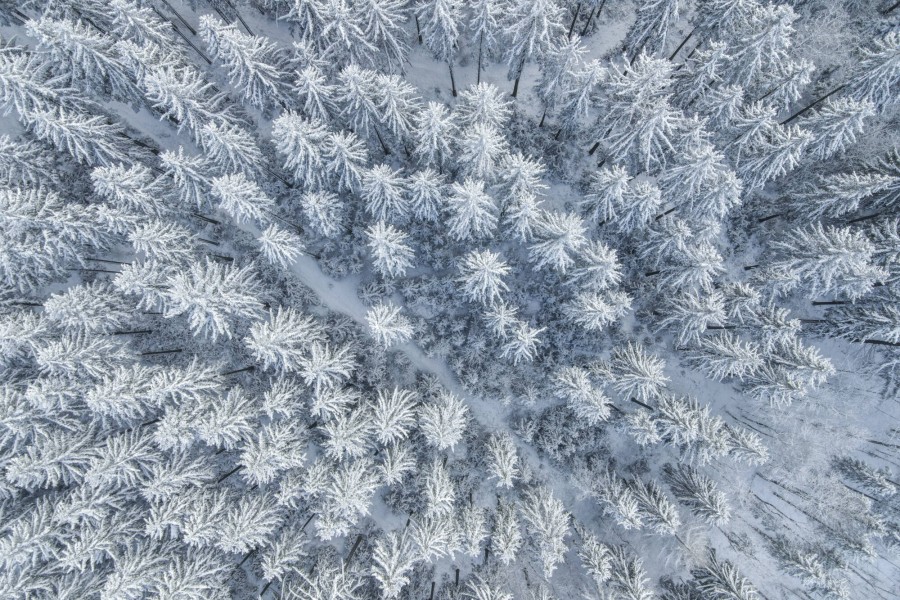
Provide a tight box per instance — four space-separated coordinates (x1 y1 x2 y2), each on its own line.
199 15 289 109
503 0 565 97
211 172 275 225
556 58 606 136
834 457 896 498
457 82 512 129
769 223 886 300
493 499 523 564
581 164 630 224
457 250 510 305
500 321 546 365
199 121 264 175
195 386 259 450
239 421 307 485
663 463 730 526
528 210 588 273
657 289 727 347
447 178 498 241
259 224 304 268
688 332 763 381
284 561 363 600
374 72 421 142
805 97 874 160
567 290 633 331
759 58 814 114
26 16 138 102
577 528 612 589
24 107 129 167
271 113 329 189
44 281 130 334
361 164 409 221
367 302 414 348
406 168 445 221
849 31 900 111
423 458 456 516
414 102 457 169
324 130 369 192
165 259 265 341
606 544 655 600
371 530 416 599
411 512 457 562
418 391 469 451
629 477 681 535
260 521 308 583
380 442 416 485
623 0 681 59
470 0 502 84
725 3 797 89
457 123 509 181
298 342 357 394
370 387 418 446
486 432 519 488
320 406 374 462
610 342 669 403
536 36 585 120
294 64 338 123
319 0 378 67
417 0 462 95
301 190 345 238
464 576 513 600
553 366 611 425
692 549 760 600
356 0 409 73
596 469 644 530
366 221 415 278
519 486 569 578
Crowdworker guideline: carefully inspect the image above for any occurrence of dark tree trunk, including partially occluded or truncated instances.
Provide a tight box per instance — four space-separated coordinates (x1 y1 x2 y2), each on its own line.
883 0 900 13
415 16 422 43
141 349 183 356
159 0 196 35
587 141 601 155
780 85 846 125
812 300 849 306
538 110 546 127
848 212 880 224
757 213 783 223
511 76 520 98
112 330 153 335
582 0 607 36
477 31 484 84
222 365 255 376
669 28 695 61
449 63 458 97
630 397 655 410
568 3 581 39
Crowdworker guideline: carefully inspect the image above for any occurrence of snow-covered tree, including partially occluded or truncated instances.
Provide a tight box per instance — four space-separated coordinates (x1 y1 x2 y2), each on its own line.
664 463 730 526
554 366 612 425
366 221 415 278
769 223 886 300
361 164 409 221
371 530 416 599
246 307 325 373
457 250 510 305
211 172 275 225
519 486 569 578
849 31 900 111
165 259 264 341
370 387 418 446
271 113 328 189
301 190 345 238
259 224 305 268
610 342 669 403
693 549 761 600
493 499 523 565
418 391 469 451
500 321 546 365
199 121 264 175
447 178 498 241
414 102 457 169
417 0 462 95
528 211 588 273
457 82 512 129
367 303 414 348
503 0 565 96
199 15 289 109
486 432 519 488
407 168 445 221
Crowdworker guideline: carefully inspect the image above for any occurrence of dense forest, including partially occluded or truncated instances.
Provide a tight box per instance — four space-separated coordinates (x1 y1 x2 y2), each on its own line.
0 0 898 598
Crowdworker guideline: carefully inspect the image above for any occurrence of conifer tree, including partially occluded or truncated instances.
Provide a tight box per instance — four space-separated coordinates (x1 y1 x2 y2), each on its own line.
519 486 569 578
457 250 511 306
486 432 519 488
417 0 462 95
418 391 469 451
503 0 565 97
366 221 415 278
367 303 414 348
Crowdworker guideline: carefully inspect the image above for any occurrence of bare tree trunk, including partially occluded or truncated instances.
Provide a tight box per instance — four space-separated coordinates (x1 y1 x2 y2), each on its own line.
780 84 846 125
668 28 695 61
538 110 547 127
415 16 423 43
449 63 458 97
582 0 607 36
568 3 582 39
511 76 521 98
477 31 484 84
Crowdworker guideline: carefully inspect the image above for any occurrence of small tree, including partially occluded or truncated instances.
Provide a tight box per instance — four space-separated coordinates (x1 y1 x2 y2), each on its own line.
366 221 415 278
